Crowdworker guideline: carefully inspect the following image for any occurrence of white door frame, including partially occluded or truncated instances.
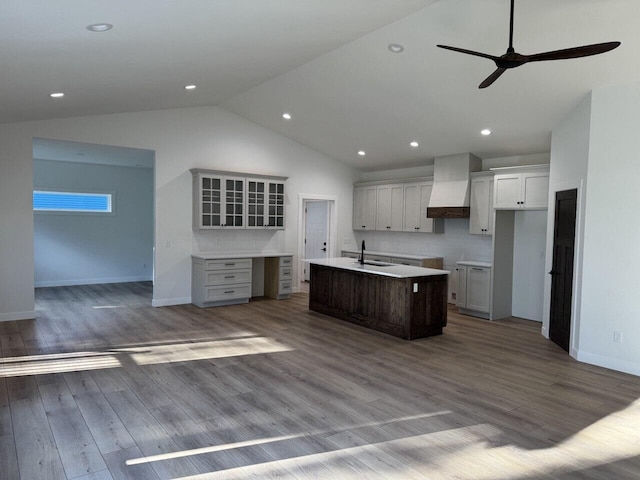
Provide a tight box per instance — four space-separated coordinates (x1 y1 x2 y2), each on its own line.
297 194 338 286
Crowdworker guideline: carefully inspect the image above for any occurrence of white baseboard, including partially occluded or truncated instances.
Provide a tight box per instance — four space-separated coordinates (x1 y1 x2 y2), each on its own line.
577 350 640 377
540 326 548 337
0 310 36 322
152 297 191 308
35 276 152 288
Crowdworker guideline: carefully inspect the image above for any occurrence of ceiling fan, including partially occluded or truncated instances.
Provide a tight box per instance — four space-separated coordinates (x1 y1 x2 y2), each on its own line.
437 0 621 89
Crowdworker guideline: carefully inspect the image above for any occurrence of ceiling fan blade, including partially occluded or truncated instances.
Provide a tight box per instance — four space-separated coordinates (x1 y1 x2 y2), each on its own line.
527 41 621 62
479 68 507 89
437 45 501 62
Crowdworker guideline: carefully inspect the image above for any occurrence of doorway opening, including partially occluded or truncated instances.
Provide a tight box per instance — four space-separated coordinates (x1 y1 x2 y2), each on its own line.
297 195 337 292
32 138 155 304
549 189 578 352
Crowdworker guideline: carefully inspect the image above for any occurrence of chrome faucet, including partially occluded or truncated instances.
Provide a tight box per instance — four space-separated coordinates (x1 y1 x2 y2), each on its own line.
359 240 365 265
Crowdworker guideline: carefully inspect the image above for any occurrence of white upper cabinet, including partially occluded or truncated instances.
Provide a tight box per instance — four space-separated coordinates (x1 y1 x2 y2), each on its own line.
194 172 246 229
191 169 287 230
469 173 494 235
493 165 549 210
376 184 404 231
353 178 443 234
403 181 443 233
246 178 285 229
353 186 377 230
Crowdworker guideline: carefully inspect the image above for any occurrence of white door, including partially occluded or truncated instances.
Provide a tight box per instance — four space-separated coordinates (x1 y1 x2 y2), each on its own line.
304 201 329 281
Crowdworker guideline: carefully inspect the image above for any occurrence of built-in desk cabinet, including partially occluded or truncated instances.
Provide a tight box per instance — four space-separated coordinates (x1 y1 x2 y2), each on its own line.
192 254 293 307
469 172 494 235
492 165 549 210
192 258 253 307
191 169 287 230
264 256 293 299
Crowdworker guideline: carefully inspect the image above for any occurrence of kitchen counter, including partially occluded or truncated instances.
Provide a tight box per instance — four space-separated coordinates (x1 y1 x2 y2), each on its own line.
192 251 295 260
306 257 449 278
307 257 449 340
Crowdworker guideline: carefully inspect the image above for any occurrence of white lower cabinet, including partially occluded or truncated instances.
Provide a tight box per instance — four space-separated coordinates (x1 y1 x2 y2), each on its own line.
192 258 252 307
456 261 491 319
192 254 293 307
264 256 293 300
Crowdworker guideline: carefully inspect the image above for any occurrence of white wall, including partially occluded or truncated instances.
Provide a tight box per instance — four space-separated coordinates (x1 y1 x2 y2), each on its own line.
0 105 358 318
512 210 547 321
578 84 640 376
33 159 154 287
544 94 592 351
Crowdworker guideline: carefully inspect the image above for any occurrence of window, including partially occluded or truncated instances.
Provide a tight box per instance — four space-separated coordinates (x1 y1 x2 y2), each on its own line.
33 190 113 213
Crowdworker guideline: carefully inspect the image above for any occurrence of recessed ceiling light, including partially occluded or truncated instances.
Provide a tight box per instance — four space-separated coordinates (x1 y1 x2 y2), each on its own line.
49 92 64 98
388 43 405 54
481 129 492 136
282 113 292 120
358 150 366 156
184 84 197 90
87 23 113 32
410 141 419 148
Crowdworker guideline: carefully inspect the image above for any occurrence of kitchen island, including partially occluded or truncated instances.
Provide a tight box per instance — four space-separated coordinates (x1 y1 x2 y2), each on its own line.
306 257 449 340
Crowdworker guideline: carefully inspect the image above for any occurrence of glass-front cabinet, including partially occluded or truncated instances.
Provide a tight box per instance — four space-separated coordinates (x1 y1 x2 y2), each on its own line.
246 178 285 229
191 169 286 230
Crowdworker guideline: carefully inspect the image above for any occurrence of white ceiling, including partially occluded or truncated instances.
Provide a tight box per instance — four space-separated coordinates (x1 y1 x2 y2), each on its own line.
5 0 640 171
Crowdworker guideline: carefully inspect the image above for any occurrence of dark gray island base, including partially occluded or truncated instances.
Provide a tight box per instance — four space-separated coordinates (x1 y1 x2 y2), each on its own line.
309 262 448 340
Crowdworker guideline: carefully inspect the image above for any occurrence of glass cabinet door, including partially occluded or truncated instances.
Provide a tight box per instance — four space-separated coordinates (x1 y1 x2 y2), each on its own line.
225 178 244 227
247 180 265 227
267 182 285 228
201 176 221 227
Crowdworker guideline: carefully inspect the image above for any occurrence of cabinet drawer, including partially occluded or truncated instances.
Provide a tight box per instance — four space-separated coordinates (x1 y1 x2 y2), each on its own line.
390 257 421 267
205 269 251 286
205 259 251 271
279 256 293 267
279 280 292 295
279 266 292 281
204 284 251 302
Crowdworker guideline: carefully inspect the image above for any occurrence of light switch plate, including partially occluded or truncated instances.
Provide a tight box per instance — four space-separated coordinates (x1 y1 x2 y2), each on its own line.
413 283 418 293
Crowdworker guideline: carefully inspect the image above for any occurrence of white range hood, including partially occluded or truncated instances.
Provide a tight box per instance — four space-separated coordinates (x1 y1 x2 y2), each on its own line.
427 153 481 218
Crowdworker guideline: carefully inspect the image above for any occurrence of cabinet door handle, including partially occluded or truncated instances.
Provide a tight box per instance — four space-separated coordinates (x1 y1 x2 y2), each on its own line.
224 276 235 279
471 267 484 271
224 263 236 266
224 290 235 294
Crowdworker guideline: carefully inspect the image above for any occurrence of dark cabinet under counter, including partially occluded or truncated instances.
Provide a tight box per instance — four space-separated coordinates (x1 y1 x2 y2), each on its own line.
308 259 449 340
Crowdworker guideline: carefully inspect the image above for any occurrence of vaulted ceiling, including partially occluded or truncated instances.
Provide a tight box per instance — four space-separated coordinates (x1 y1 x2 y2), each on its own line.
4 0 640 170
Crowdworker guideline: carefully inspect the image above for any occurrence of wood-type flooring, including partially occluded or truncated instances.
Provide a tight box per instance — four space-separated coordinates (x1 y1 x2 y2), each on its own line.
0 282 638 479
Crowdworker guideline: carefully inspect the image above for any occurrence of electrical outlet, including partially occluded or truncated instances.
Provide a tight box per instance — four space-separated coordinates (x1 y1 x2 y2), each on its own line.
613 331 622 343
452 292 457 300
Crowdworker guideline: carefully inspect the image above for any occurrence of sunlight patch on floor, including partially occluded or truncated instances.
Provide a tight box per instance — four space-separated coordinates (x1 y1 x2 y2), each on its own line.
0 351 122 377
165 400 640 480
125 411 452 467
116 337 293 365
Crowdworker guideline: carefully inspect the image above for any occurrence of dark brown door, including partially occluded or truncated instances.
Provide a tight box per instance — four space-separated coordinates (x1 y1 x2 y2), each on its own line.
549 189 577 352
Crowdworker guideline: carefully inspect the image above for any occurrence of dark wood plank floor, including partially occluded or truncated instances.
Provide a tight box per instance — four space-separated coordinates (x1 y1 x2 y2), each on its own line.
0 282 638 479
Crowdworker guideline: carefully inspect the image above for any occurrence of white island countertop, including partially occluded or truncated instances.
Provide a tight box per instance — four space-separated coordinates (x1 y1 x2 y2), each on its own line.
305 257 449 279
